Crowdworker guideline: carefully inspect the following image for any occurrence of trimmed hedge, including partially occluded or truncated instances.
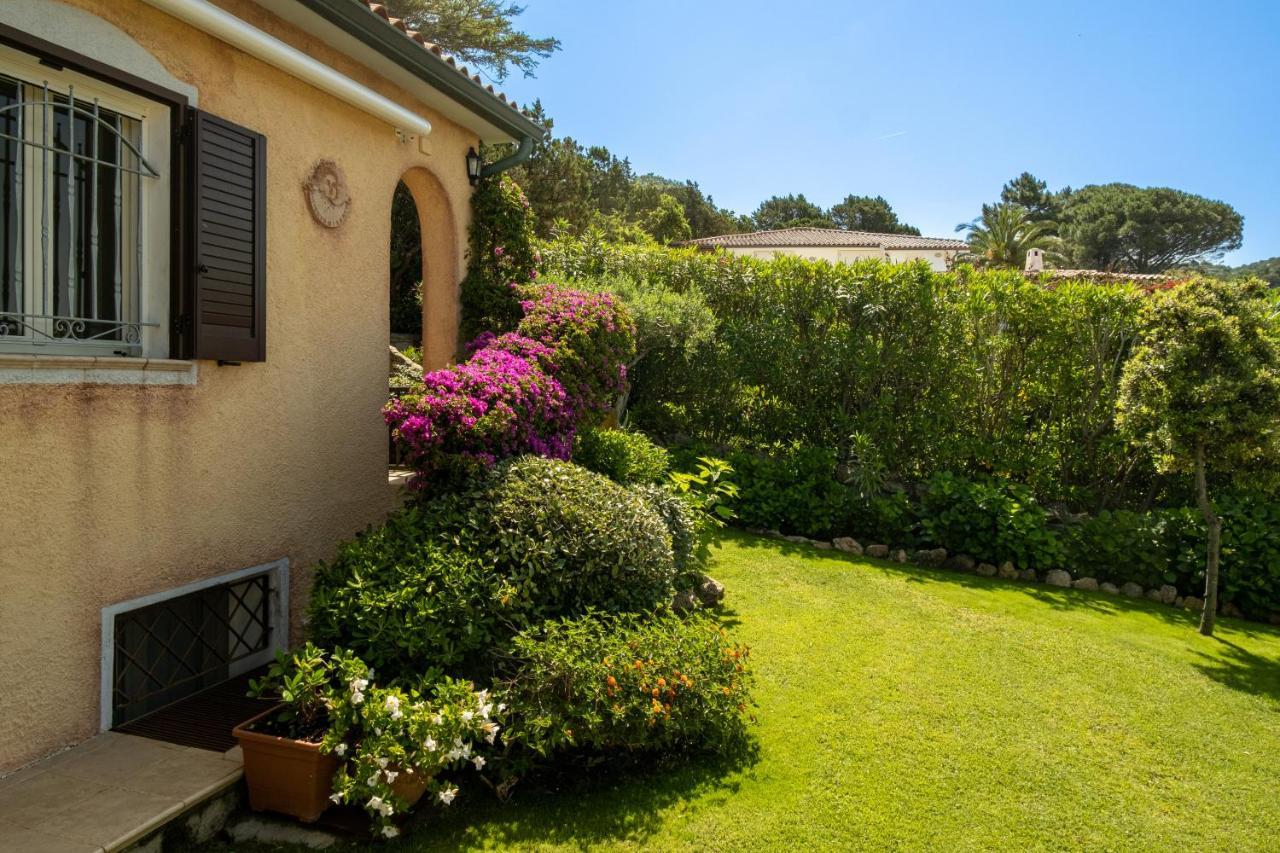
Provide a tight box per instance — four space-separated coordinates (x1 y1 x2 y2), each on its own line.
417 456 677 619
574 427 671 485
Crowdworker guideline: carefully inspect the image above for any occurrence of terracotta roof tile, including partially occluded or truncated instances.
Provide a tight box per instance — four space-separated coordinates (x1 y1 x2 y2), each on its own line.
682 227 969 252
359 1 528 117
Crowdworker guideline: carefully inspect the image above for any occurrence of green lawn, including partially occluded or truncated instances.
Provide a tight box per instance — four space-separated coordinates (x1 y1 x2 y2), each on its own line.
224 532 1280 851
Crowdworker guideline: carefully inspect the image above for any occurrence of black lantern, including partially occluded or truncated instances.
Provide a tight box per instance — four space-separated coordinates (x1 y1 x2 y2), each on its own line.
466 147 482 186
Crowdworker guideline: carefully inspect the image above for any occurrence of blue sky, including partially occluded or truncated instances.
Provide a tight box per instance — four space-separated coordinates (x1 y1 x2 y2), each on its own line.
494 0 1279 264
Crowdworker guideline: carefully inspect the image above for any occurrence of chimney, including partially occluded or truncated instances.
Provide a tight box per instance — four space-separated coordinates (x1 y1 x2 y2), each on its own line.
1025 248 1044 273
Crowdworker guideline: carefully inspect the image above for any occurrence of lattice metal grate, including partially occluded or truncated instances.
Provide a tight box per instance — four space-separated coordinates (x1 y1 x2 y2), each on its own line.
111 573 271 727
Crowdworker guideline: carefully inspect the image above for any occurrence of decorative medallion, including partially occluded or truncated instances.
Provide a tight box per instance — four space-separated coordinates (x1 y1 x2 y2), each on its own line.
303 159 351 228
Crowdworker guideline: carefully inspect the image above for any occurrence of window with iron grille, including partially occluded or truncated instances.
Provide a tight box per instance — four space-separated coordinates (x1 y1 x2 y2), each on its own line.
0 45 165 357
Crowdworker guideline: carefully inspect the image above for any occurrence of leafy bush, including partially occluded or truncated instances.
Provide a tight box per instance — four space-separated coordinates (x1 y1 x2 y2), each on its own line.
631 484 701 588
728 446 854 538
308 508 516 681
418 457 676 620
542 235 1149 509
574 427 670 485
461 174 540 340
498 613 753 759
919 473 1066 570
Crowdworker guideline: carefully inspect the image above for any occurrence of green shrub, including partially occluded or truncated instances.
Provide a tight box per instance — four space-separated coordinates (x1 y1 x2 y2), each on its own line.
417 457 676 619
1063 494 1280 617
498 612 753 759
308 508 514 682
461 174 540 340
729 446 854 538
574 427 671 485
850 491 921 548
631 484 701 588
919 472 1066 570
542 235 1148 508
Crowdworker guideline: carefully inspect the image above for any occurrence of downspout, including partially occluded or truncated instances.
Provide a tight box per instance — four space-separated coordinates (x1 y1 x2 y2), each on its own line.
480 135 534 179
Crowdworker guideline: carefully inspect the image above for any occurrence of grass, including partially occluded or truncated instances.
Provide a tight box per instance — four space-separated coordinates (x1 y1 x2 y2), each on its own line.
218 531 1280 851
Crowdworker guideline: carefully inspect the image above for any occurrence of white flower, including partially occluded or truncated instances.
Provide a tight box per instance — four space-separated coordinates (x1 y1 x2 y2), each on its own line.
476 689 490 705
461 710 474 722
483 723 501 745
497 703 507 714
333 743 347 757
432 713 443 725
438 786 458 805
461 743 472 759
384 695 403 719
367 773 380 786
446 747 463 762
382 826 400 838
330 792 343 804
473 755 486 770
423 737 437 752
367 796 395 818
478 703 494 719
384 770 399 783
376 756 389 768
351 690 365 706
351 678 369 691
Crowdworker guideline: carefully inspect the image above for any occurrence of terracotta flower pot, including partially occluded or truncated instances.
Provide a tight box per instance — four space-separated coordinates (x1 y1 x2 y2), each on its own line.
233 706 341 823
390 768 432 807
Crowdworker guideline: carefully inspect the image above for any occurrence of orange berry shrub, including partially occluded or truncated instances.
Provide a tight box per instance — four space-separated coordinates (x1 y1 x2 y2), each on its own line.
494 612 753 769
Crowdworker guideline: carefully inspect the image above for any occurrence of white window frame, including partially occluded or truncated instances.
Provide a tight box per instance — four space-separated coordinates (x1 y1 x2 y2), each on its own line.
98 558 290 732
0 43 171 359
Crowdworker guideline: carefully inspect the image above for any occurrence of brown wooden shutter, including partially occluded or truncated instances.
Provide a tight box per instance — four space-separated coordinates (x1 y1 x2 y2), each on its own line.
186 110 266 362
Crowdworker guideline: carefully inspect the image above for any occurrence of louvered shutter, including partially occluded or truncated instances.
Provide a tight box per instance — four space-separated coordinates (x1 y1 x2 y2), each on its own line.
186 111 266 362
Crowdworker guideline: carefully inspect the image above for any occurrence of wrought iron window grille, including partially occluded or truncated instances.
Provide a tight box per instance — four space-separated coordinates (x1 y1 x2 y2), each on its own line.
0 75 161 356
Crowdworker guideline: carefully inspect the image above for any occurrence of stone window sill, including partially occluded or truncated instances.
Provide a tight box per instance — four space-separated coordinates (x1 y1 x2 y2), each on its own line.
0 353 198 385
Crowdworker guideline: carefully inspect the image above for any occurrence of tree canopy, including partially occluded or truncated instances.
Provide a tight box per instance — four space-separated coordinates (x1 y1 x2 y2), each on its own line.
828 195 920 234
751 194 834 231
384 0 559 80
1000 172 1062 229
1116 278 1280 633
1059 184 1244 273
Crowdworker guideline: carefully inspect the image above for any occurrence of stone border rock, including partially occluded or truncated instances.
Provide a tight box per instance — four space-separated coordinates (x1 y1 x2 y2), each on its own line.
746 529 1273 622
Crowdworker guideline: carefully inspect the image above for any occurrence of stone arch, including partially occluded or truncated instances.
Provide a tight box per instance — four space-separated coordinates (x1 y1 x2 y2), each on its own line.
396 166 460 370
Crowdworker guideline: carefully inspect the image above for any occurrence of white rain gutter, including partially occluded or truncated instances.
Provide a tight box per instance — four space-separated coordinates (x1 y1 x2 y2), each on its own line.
139 0 433 138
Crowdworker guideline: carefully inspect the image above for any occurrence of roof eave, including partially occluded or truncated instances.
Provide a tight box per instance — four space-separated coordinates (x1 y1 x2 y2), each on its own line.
290 0 546 143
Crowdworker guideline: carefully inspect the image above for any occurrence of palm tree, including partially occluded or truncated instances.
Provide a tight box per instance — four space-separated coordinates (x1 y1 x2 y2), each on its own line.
955 204 1057 269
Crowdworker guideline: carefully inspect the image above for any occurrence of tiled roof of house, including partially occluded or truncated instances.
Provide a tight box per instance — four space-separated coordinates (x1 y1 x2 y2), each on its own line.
1035 268 1176 284
358 1 531 121
682 228 969 252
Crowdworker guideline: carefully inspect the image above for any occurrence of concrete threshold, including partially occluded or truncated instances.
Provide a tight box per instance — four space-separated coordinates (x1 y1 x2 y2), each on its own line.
0 732 243 852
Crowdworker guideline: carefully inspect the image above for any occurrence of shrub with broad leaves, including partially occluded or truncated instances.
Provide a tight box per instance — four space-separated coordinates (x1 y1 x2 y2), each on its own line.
497 612 753 760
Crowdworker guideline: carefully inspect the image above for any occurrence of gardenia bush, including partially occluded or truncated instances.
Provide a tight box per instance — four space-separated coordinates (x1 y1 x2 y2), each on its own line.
250 644 499 839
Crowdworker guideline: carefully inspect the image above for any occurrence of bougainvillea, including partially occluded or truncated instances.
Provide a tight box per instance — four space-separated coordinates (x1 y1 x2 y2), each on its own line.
508 282 635 419
386 282 635 488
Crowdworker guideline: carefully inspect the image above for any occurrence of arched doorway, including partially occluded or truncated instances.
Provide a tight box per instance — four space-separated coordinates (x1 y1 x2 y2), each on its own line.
393 167 459 371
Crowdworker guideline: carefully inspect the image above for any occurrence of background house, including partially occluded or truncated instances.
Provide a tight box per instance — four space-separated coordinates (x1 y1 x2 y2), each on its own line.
682 227 968 271
0 0 541 774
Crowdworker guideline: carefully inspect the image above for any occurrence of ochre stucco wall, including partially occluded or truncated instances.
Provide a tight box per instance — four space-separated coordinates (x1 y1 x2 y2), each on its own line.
0 0 480 772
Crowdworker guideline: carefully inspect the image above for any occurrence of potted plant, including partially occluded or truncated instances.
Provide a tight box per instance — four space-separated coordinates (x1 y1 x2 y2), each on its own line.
237 644 502 837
